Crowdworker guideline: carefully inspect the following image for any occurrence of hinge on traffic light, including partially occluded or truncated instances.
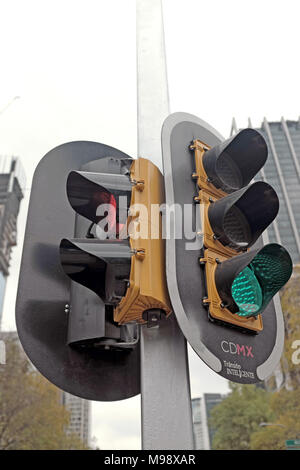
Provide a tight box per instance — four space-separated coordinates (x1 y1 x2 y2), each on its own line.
132 248 146 260
131 178 145 191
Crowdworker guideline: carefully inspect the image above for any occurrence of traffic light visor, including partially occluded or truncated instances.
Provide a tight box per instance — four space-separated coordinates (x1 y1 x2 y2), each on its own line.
60 238 131 305
208 182 279 251
216 243 292 317
202 129 267 193
66 171 131 235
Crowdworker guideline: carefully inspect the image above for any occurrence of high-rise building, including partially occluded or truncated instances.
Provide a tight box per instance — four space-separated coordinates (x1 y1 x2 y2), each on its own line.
203 393 225 449
61 392 91 447
0 156 25 328
231 117 300 391
192 393 226 450
191 397 206 450
231 117 300 265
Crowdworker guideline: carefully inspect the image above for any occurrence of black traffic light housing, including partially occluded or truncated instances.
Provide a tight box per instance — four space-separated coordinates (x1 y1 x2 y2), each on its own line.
60 156 172 327
191 131 292 333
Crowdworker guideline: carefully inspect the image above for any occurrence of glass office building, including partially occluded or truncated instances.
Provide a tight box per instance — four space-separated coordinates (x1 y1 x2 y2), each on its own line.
191 397 206 450
232 117 300 391
191 394 226 450
231 117 300 265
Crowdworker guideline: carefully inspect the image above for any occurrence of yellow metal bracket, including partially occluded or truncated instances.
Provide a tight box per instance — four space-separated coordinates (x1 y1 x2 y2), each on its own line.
114 158 172 324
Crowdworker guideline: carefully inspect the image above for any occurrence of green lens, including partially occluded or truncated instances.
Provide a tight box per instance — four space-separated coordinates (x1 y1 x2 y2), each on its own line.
231 266 263 317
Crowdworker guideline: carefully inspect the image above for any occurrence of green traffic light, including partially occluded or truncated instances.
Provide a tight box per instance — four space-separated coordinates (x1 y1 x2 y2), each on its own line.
231 244 293 318
232 266 263 317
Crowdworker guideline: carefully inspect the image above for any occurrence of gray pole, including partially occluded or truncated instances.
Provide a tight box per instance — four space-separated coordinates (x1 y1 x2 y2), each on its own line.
136 0 195 450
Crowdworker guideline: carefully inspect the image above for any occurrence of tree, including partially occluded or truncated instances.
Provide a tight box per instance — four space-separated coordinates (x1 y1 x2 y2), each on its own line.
210 267 300 450
0 334 88 450
209 384 274 450
279 265 300 387
250 377 300 449
243 266 300 450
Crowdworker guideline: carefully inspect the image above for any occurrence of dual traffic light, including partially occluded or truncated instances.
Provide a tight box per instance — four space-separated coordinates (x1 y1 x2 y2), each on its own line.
60 157 172 329
60 128 292 335
16 115 294 394
190 129 292 333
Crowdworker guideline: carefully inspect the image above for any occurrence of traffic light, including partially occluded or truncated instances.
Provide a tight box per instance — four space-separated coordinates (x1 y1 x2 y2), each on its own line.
162 112 292 384
60 156 172 326
16 140 172 400
16 141 141 401
190 129 292 333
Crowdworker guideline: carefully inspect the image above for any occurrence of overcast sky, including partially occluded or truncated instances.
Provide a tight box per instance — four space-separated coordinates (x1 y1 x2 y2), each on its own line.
1 0 300 450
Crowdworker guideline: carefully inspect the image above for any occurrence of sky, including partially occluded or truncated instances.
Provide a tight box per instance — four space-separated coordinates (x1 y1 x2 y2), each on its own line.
1 0 300 450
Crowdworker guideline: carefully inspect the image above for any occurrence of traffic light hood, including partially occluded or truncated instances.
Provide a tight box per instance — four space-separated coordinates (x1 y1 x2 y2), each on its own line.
66 170 132 225
202 129 268 193
208 181 279 251
60 238 131 305
215 243 293 317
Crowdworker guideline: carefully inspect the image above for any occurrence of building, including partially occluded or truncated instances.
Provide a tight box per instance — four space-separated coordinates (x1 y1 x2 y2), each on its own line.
231 117 300 265
191 397 206 450
203 393 225 449
192 393 226 450
232 117 300 391
61 392 91 447
0 156 25 327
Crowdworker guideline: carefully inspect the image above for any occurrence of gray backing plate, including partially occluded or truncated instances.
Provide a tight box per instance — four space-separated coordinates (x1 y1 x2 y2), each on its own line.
16 141 140 401
162 113 284 384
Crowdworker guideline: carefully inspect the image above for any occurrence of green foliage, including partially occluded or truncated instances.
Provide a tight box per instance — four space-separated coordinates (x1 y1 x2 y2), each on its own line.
0 335 89 450
209 384 274 450
210 266 300 450
250 386 300 449
249 265 300 449
280 265 300 386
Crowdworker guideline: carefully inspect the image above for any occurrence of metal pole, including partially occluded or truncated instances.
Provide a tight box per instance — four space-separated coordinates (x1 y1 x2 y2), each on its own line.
136 0 194 450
